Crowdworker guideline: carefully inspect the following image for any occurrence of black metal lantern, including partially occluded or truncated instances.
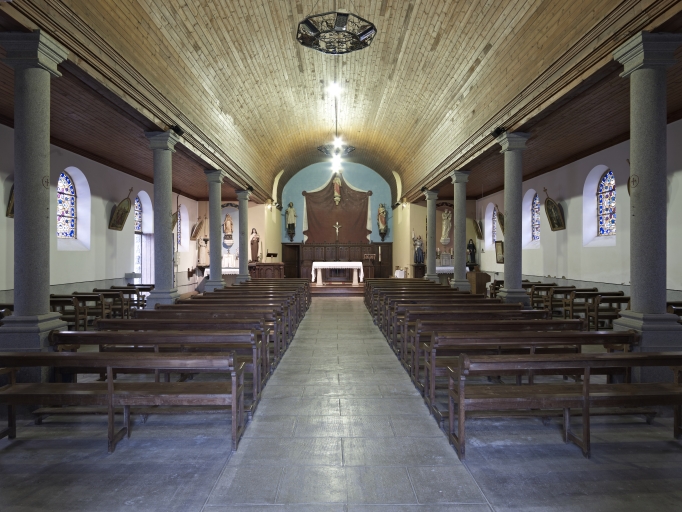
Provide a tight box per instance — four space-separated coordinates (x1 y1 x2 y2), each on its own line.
297 11 377 55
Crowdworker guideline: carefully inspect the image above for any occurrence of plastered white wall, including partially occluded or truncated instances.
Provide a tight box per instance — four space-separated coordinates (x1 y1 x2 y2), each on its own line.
475 118 682 292
0 123 199 296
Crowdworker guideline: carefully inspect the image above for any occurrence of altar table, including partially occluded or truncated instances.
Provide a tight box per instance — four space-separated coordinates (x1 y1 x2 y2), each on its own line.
311 261 364 287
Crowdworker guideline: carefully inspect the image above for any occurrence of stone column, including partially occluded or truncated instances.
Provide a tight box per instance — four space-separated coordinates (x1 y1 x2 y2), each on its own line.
204 170 227 292
145 130 181 308
613 32 682 357
496 132 530 306
450 170 471 291
236 190 251 283
0 31 68 351
424 190 439 282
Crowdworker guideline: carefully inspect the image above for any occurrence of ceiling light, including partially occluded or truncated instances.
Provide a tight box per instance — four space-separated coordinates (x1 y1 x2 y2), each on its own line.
333 136 343 148
328 82 342 97
297 11 377 55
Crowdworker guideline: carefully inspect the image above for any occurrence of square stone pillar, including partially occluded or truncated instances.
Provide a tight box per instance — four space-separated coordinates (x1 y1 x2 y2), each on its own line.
235 190 251 284
496 132 531 306
204 170 227 292
423 190 439 283
449 170 471 291
613 32 682 378
145 130 181 308
0 31 68 352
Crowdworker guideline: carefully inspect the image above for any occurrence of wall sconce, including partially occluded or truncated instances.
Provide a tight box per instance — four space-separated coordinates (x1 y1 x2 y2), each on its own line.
401 197 407 209
266 199 273 211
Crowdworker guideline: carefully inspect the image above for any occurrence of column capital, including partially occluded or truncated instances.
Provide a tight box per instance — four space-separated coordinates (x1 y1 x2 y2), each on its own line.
204 169 227 184
423 189 438 201
449 170 471 184
614 32 682 78
236 190 251 201
0 30 68 77
145 130 181 151
496 132 530 153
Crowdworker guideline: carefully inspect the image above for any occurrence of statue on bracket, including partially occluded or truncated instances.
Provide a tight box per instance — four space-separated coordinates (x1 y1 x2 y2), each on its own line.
333 173 342 206
544 188 566 231
285 202 297 241
223 213 233 240
250 228 261 262
440 209 452 245
413 233 424 265
467 238 477 266
197 238 210 267
377 203 388 241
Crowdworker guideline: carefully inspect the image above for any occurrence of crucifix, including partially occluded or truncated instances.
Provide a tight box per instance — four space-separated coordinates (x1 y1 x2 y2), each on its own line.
333 221 342 242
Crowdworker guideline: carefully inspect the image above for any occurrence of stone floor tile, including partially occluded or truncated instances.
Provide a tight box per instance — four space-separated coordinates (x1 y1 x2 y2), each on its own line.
342 437 460 466
227 437 342 466
294 415 394 438
243 415 297 438
276 466 347 503
206 465 283 505
346 466 418 504
408 466 487 504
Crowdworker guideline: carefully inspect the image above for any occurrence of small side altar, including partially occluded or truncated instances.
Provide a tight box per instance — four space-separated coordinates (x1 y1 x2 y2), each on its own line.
311 261 364 287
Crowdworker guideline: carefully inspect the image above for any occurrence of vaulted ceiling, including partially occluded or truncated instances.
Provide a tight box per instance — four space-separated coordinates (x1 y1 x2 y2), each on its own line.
1 1 681 202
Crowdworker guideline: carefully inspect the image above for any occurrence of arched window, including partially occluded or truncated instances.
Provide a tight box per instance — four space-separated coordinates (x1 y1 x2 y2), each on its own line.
177 207 182 248
492 208 498 245
531 193 540 241
134 197 142 234
597 170 616 236
134 197 143 275
57 171 76 239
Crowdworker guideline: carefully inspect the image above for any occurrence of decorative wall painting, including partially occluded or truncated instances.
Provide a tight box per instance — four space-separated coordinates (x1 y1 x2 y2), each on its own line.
108 188 133 231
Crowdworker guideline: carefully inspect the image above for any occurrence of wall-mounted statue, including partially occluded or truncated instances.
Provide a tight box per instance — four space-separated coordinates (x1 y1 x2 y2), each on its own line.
333 173 342 206
250 228 260 262
285 202 297 242
197 238 210 267
223 213 233 240
413 234 424 265
467 238 477 266
377 203 388 241
440 209 452 245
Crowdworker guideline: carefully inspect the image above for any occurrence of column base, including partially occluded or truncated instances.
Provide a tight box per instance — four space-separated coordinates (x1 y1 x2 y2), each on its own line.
450 279 471 292
614 311 682 382
0 312 67 351
234 274 251 284
145 288 180 309
204 279 225 292
498 288 530 307
424 274 439 283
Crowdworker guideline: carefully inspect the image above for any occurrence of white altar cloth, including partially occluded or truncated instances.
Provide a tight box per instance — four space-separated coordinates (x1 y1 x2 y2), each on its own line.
311 261 364 283
436 266 454 274
205 267 240 278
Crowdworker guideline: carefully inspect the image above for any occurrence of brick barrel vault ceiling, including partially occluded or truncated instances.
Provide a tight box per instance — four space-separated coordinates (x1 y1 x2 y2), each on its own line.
3 1 682 202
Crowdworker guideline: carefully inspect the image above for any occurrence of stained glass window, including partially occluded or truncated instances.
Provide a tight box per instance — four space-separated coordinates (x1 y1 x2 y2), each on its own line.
177 207 182 247
531 193 541 241
597 170 616 236
134 197 142 234
492 208 497 244
57 171 76 239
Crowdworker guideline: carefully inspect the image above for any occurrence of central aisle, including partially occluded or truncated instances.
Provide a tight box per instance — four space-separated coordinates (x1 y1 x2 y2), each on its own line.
204 297 490 510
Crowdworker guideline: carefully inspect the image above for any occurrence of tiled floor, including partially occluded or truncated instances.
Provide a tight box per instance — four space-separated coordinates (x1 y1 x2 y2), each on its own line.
2 296 682 511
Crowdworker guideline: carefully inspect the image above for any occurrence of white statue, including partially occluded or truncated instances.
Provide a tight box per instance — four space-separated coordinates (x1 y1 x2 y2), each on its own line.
285 202 297 241
441 209 452 244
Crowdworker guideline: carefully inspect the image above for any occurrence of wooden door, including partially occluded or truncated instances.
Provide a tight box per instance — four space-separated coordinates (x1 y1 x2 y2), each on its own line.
282 244 300 279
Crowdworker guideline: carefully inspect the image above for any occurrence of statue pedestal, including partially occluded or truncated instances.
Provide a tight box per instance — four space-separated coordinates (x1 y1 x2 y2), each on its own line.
412 264 426 279
440 237 450 245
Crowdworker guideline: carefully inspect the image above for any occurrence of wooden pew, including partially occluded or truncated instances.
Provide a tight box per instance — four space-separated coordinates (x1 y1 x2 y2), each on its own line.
423 329 637 420
563 290 624 320
586 295 631 330
410 318 584 387
134 308 287 365
543 287 596 316
49 297 86 331
92 289 130 318
0 351 245 452
447 351 682 459
529 284 558 309
50 329 263 410
95 317 272 379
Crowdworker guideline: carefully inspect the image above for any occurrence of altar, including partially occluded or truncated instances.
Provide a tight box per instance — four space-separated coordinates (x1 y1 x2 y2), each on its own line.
311 261 364 287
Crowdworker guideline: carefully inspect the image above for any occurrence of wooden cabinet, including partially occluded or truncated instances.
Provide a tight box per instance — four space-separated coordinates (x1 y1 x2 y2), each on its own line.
248 262 285 279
